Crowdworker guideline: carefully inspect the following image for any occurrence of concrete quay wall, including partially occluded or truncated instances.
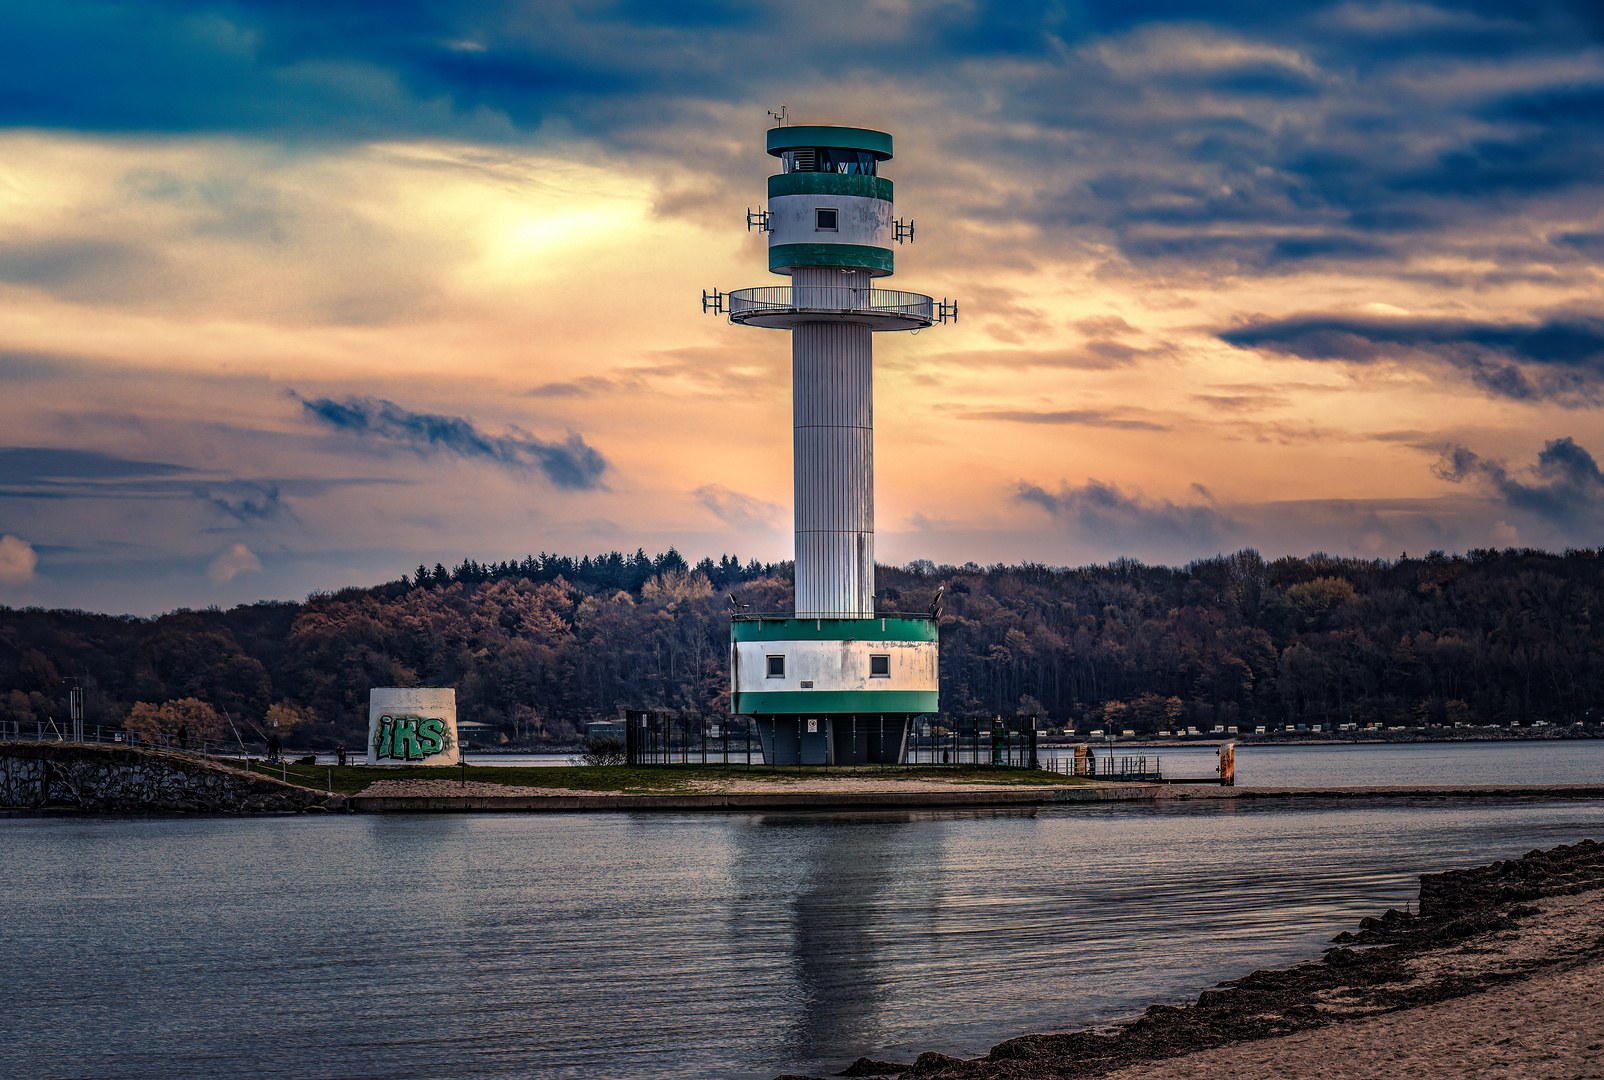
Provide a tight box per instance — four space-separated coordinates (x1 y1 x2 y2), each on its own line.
348 782 1604 814
0 742 346 812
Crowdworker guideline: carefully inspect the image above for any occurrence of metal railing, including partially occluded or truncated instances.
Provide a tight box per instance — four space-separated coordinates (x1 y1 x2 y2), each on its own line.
1038 752 1164 782
727 286 934 321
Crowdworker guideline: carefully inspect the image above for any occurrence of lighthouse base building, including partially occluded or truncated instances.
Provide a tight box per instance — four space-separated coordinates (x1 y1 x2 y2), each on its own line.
732 616 939 765
718 123 949 765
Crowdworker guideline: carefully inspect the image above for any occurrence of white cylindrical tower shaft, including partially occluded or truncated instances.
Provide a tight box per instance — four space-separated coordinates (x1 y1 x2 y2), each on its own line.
793 272 873 617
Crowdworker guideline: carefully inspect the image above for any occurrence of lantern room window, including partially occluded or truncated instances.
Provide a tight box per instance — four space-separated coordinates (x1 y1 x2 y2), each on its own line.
780 148 878 175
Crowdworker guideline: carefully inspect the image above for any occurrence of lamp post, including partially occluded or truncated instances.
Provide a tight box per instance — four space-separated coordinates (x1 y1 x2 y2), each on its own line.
61 677 83 743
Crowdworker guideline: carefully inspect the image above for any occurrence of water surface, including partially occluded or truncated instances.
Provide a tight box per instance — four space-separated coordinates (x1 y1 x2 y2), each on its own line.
1039 738 1604 787
4 798 1602 1079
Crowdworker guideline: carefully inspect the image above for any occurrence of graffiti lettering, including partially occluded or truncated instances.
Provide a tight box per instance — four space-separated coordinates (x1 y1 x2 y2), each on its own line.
418 716 446 755
373 713 454 761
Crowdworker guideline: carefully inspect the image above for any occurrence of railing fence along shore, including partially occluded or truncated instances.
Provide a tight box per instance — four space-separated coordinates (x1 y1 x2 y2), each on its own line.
4 718 214 755
4 717 1225 787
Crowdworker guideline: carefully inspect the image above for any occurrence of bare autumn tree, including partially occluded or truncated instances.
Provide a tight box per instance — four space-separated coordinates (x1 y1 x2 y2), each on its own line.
124 698 230 743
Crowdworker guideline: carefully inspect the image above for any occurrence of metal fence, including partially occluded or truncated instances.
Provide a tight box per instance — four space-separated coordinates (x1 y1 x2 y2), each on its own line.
1039 750 1164 782
623 712 762 767
904 715 1040 768
624 712 1045 769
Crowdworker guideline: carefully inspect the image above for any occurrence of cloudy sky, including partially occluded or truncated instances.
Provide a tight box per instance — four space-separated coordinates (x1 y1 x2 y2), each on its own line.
2 0 1602 613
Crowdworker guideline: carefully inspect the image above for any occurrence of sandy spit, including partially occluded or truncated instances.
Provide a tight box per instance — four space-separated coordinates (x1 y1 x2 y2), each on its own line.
684 777 1066 793
355 779 623 798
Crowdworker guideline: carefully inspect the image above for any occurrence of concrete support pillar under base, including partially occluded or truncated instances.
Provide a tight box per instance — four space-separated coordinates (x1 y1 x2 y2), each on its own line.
756 715 912 766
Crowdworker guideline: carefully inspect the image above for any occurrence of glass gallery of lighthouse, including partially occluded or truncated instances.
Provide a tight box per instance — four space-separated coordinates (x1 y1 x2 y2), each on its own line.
708 123 956 765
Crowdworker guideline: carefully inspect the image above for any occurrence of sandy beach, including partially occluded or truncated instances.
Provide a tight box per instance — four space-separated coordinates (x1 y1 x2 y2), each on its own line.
806 839 1604 1080
1090 956 1604 1079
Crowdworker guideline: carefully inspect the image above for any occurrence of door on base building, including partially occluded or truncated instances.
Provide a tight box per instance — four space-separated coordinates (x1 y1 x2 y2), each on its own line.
797 717 829 765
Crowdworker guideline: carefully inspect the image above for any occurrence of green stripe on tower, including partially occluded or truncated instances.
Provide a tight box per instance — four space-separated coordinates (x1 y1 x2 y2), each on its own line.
734 690 939 714
770 243 894 274
731 617 938 642
768 173 894 201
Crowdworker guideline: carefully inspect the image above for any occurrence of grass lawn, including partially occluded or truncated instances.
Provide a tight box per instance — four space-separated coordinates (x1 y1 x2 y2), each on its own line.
219 758 1094 796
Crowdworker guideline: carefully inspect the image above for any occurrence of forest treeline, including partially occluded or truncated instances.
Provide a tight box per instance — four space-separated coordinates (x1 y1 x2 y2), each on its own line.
2 545 1602 746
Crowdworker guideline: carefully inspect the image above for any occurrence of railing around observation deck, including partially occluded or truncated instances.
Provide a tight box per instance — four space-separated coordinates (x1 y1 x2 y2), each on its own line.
726 286 934 323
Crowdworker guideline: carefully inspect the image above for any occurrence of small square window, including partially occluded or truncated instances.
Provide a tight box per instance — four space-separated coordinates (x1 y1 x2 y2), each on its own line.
815 208 838 231
766 654 785 678
870 654 890 677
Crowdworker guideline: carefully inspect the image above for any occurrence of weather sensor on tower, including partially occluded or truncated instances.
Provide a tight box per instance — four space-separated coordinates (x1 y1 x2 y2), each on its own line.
705 120 956 765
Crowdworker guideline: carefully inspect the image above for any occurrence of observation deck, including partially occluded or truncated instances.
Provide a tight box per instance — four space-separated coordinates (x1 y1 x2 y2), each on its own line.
724 285 936 331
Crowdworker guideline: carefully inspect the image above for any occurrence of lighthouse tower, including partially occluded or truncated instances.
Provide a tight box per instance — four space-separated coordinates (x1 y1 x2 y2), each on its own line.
709 123 954 765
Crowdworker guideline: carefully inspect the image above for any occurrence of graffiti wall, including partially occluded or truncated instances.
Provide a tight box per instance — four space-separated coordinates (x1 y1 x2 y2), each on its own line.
367 687 459 766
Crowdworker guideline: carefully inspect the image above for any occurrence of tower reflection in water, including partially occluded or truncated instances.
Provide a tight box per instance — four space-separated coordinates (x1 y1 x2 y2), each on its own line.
728 810 951 1067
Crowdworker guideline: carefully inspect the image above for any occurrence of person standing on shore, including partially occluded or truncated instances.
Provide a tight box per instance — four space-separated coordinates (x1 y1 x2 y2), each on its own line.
266 730 282 763
177 724 188 751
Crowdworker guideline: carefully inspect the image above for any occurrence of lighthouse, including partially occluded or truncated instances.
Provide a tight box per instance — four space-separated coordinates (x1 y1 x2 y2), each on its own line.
708 123 954 765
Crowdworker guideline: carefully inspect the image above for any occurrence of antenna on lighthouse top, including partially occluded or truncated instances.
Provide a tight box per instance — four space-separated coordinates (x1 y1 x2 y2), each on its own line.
767 104 787 125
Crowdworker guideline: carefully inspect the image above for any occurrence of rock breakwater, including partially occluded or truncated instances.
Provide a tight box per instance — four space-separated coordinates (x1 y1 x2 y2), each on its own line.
0 742 346 812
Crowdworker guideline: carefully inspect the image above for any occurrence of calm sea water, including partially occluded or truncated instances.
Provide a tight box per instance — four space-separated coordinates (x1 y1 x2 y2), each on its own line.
465 734 1604 787
4 786 1604 1079
1041 738 1604 786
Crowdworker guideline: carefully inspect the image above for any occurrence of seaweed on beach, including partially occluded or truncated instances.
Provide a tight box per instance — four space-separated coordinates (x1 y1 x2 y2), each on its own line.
788 838 1604 1080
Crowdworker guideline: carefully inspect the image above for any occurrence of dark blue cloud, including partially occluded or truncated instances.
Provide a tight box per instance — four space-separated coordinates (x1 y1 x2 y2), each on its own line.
4 0 1604 281
1220 314 1604 401
0 240 163 305
0 447 194 484
939 5 1604 272
963 409 1169 431
0 2 614 138
1434 436 1604 526
194 482 288 524
296 394 608 489
1018 479 1233 550
1558 232 1604 257
0 446 382 532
